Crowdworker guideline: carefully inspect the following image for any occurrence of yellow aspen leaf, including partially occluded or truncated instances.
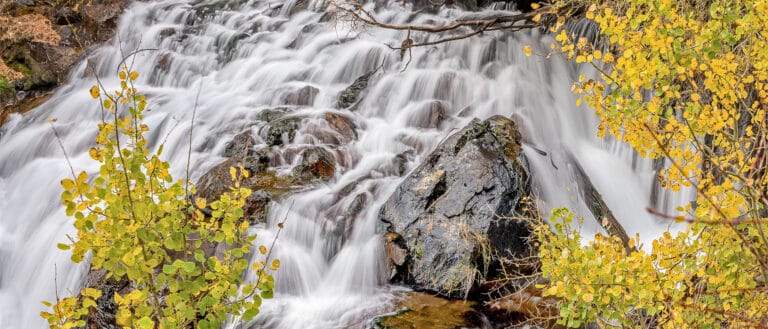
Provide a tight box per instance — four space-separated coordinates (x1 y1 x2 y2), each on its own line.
530 2 540 9
270 259 280 270
523 45 532 57
691 93 700 102
195 197 207 209
119 71 127 80
129 71 139 81
89 85 100 99
229 166 237 181
61 178 75 190
259 245 267 255
81 288 102 299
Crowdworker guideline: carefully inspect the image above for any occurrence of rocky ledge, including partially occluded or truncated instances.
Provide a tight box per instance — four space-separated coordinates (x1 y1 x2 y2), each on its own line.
380 115 537 300
0 0 131 124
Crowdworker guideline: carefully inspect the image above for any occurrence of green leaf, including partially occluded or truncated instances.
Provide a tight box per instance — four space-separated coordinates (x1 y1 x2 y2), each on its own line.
194 250 206 263
162 264 176 275
135 316 154 329
181 261 196 274
242 307 259 321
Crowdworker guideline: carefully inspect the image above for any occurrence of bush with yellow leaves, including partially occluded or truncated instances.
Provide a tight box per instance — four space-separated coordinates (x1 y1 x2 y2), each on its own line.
529 0 768 327
41 68 277 329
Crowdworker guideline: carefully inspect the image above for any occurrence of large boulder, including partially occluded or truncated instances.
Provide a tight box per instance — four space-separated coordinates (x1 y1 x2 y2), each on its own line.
379 115 533 298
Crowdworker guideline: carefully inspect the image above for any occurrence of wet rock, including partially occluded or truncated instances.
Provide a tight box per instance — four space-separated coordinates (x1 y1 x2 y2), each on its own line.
383 232 408 280
279 85 318 106
393 152 409 176
260 111 357 146
379 115 532 298
223 131 256 157
323 112 357 141
243 190 271 224
410 100 448 129
196 156 267 201
342 192 367 237
337 69 376 109
159 27 177 37
289 0 308 16
293 146 336 181
260 116 301 146
304 123 341 145
257 107 291 123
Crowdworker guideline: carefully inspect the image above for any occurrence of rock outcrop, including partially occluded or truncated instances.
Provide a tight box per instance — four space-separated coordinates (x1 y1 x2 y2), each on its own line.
0 0 131 124
380 115 534 298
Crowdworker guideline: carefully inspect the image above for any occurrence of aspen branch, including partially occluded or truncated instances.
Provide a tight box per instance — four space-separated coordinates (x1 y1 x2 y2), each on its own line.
330 0 578 50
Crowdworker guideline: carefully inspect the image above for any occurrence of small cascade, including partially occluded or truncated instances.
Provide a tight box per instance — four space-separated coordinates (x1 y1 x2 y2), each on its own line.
0 0 693 328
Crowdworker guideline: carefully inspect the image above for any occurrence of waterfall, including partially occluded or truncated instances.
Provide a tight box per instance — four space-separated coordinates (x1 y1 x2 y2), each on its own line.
0 0 693 328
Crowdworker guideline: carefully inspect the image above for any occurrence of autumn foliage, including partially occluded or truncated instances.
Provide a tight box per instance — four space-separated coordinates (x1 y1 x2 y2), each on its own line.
531 0 768 327
42 69 276 329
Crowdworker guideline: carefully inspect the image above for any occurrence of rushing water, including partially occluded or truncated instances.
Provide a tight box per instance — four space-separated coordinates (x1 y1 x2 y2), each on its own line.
0 0 692 328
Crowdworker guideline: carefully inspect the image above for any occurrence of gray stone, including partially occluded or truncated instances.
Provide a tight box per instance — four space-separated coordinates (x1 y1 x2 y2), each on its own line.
223 131 255 158
410 100 447 129
337 69 376 109
280 85 318 106
244 190 272 224
260 116 301 146
379 115 532 298
324 112 357 141
293 146 336 181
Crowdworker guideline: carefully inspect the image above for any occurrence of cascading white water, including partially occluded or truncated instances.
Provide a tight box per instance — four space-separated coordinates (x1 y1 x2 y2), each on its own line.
0 0 693 328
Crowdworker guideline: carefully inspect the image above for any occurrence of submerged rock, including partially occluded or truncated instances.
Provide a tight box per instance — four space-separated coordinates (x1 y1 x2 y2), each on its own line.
323 112 358 141
372 292 482 329
379 115 533 298
293 146 336 181
260 111 358 146
337 69 377 109
279 84 319 106
409 100 448 129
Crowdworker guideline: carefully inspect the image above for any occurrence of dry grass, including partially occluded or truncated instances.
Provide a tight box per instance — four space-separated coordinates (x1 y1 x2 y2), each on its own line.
0 14 61 45
0 60 23 82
